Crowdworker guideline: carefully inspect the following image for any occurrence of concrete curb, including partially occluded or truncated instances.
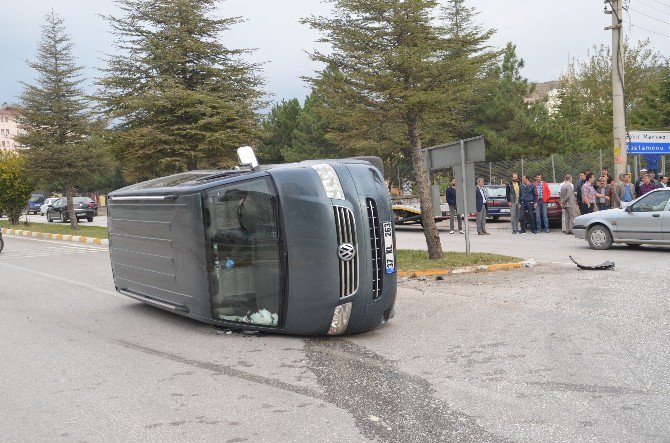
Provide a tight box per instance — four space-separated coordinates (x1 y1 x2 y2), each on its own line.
398 261 525 278
1 227 109 246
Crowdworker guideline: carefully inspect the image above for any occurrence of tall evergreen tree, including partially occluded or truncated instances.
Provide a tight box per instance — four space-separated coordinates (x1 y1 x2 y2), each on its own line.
258 99 302 163
98 0 265 181
438 0 498 139
284 92 335 162
16 10 95 229
305 0 474 258
475 43 550 160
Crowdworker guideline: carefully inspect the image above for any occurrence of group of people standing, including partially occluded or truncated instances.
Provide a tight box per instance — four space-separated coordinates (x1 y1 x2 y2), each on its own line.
503 173 552 235
444 167 668 236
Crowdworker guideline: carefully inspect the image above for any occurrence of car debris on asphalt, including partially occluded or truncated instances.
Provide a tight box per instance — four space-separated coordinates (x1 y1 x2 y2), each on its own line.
569 255 615 270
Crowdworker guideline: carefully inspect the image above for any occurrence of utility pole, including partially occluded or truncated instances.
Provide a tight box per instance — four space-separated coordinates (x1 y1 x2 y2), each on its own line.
605 0 627 179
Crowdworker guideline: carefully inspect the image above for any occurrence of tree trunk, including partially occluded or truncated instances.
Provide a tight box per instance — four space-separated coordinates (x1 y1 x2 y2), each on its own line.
66 185 79 230
407 112 443 259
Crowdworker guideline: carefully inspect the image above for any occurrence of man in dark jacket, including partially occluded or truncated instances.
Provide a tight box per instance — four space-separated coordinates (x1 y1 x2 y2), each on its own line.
505 173 521 234
475 178 489 235
445 179 463 234
576 171 587 215
518 175 537 234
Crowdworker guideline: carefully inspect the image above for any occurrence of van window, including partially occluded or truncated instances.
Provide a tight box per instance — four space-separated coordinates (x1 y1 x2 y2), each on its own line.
204 177 283 326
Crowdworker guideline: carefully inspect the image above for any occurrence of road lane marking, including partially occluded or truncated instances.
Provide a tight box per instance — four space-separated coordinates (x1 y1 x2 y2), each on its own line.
0 261 128 301
0 235 107 260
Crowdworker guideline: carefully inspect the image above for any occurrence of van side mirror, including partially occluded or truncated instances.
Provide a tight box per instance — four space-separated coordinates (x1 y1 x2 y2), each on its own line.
237 146 259 171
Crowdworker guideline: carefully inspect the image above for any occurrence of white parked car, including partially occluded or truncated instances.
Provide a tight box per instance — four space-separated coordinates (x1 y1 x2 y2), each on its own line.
572 188 670 249
40 197 59 216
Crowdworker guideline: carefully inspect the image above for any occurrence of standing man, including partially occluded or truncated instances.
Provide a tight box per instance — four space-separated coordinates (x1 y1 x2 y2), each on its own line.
615 173 637 208
559 174 578 234
639 174 658 196
636 168 648 196
576 171 587 215
601 167 614 184
581 173 600 214
445 179 463 234
475 178 489 235
660 175 669 187
596 177 612 211
534 174 551 233
518 175 536 234
505 173 521 234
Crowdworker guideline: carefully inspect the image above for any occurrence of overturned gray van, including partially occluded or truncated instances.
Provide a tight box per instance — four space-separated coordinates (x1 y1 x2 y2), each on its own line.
107 153 397 335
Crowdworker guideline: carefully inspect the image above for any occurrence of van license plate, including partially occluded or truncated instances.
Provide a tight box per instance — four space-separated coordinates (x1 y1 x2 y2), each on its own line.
383 222 395 274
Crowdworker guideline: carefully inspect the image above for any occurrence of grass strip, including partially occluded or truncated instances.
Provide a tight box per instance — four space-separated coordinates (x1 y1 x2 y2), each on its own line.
397 249 521 271
0 220 109 239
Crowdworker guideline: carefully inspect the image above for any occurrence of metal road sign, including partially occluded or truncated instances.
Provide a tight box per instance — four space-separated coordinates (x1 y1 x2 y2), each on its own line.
423 136 486 255
627 131 670 154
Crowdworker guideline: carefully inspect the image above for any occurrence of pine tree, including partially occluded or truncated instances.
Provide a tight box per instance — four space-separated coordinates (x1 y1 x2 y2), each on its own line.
439 0 498 139
305 0 473 259
258 99 302 163
16 10 95 229
475 43 548 160
98 0 265 181
285 92 335 162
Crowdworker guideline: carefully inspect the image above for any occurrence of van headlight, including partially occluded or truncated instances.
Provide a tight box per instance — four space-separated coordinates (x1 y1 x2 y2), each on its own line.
327 302 352 335
311 163 345 200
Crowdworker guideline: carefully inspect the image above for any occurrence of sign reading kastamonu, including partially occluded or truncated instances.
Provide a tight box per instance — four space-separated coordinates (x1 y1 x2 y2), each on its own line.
627 131 670 154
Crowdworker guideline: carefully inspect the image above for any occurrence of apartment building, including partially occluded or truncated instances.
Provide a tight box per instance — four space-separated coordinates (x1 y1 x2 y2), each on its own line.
0 104 21 151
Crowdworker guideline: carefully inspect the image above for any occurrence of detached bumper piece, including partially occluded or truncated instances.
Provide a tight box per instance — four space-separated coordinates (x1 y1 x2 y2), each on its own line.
569 255 615 271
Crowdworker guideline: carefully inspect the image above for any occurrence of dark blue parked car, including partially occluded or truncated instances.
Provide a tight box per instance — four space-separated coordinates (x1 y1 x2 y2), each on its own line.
27 194 45 215
483 185 509 220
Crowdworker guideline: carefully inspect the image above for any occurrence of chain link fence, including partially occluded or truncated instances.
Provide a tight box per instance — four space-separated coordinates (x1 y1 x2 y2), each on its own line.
394 151 668 197
473 151 668 185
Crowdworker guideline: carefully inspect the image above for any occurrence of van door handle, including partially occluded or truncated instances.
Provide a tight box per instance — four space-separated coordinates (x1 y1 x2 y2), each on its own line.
652 214 660 218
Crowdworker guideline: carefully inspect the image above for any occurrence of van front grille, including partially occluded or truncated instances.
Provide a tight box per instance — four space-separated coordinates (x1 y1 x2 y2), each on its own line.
333 206 359 298
367 198 383 299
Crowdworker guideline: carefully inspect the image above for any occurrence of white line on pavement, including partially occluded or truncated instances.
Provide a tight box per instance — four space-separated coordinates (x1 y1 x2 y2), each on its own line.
0 261 128 301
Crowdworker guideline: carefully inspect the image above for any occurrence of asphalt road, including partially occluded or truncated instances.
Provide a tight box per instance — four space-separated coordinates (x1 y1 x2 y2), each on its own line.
1 232 669 442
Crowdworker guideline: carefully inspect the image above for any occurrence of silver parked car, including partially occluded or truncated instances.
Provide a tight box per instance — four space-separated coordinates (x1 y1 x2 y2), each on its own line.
39 197 59 216
573 188 670 249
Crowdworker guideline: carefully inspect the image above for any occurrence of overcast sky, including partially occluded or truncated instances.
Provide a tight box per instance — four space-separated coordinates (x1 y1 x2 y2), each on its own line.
2 0 668 110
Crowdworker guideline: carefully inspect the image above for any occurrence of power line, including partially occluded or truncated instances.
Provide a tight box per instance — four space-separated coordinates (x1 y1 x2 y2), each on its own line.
626 1 670 37
634 0 670 15
629 22 670 37
646 0 670 8
629 7 670 25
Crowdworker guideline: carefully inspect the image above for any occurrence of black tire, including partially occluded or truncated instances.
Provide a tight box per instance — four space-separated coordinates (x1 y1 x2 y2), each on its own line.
47 212 53 223
587 225 613 250
60 211 66 223
0 237 4 254
86 216 93 222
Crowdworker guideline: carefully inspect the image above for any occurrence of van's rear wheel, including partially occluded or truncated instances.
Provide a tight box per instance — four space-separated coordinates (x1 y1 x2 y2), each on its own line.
587 225 613 250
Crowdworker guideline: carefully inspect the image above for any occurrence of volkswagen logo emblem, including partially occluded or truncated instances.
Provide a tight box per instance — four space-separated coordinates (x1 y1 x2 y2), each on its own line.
337 243 356 261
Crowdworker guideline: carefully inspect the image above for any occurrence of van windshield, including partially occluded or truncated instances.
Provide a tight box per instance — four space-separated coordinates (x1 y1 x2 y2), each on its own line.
204 177 283 327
